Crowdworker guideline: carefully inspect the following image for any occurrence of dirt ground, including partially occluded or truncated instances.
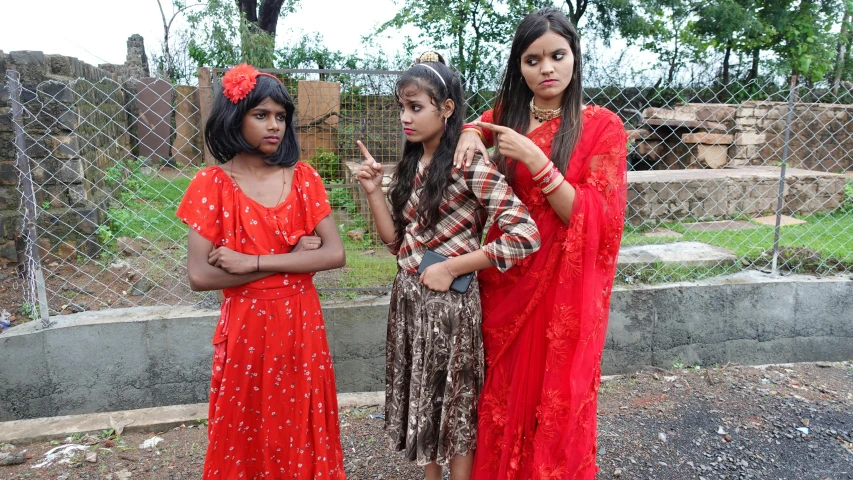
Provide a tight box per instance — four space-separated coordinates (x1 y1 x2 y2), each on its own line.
1 361 851 479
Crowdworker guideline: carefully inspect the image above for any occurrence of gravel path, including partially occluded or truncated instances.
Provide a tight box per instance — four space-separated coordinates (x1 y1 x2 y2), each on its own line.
2 361 851 479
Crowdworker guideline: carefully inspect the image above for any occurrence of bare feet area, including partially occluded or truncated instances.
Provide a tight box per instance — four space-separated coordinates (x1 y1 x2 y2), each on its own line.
1 361 851 479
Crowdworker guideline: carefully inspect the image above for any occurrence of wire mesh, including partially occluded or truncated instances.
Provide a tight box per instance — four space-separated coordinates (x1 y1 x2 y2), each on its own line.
2 68 851 321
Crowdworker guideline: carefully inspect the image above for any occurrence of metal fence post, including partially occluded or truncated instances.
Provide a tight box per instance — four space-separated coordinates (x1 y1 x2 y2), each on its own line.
8 67 51 328
770 74 799 276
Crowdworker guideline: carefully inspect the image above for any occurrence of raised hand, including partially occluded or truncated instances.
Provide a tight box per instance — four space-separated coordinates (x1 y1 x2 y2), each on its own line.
453 129 489 169
476 121 549 170
356 140 385 195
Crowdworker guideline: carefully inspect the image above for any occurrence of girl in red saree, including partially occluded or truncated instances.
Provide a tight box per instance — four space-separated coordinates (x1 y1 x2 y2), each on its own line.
453 8 628 479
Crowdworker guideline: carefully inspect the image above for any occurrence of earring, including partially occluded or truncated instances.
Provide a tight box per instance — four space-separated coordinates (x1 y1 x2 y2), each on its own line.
444 117 448 131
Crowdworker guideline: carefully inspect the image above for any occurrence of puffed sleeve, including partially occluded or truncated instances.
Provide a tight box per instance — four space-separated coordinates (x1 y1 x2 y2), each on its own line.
175 166 226 245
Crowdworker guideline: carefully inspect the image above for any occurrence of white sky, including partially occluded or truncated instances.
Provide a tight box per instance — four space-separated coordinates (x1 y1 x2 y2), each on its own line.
0 0 408 67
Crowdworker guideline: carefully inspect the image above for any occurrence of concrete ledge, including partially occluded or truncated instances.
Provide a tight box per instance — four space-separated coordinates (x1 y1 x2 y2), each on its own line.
1 272 852 421
0 391 385 446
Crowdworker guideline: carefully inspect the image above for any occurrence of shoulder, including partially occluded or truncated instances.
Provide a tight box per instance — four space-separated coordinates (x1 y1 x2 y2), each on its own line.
455 153 503 182
583 105 624 130
294 161 323 181
187 165 228 188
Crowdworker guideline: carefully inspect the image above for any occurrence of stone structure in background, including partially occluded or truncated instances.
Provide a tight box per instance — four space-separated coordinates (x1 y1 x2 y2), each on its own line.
99 34 150 83
0 42 143 262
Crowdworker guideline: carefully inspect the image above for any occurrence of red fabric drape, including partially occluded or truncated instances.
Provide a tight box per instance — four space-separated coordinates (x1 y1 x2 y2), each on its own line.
473 106 628 480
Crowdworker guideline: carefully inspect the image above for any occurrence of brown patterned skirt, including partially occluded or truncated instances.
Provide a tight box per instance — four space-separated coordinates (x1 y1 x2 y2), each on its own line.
385 270 485 466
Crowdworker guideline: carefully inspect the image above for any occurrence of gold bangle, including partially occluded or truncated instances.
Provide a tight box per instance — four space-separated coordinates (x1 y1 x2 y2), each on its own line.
461 127 484 141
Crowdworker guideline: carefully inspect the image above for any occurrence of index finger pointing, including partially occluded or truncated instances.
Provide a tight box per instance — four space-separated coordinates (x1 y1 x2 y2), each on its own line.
356 140 374 161
473 121 510 134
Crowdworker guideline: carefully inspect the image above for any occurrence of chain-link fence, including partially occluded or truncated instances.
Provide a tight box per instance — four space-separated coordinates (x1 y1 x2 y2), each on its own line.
2 66 851 323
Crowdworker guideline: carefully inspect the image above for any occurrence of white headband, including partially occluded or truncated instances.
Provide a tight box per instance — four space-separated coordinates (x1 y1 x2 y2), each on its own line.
416 63 447 88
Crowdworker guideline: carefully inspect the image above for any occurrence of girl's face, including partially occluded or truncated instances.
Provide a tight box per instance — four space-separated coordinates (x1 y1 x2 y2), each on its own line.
398 84 450 149
519 30 575 106
241 97 287 156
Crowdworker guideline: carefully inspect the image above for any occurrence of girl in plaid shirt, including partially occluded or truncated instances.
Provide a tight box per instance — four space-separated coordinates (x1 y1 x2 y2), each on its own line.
356 51 541 480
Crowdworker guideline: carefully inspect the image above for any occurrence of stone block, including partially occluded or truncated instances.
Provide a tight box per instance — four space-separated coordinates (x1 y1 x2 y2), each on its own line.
39 81 74 103
0 186 18 210
45 55 73 77
0 162 18 186
51 136 80 159
67 183 88 205
736 116 758 127
0 107 12 132
0 240 16 261
643 107 697 122
0 211 22 240
57 157 84 184
681 132 734 145
9 51 46 86
694 144 729 169
735 132 766 145
695 105 736 123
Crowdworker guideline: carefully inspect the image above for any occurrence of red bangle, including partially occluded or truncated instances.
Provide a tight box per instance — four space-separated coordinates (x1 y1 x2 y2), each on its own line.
532 161 553 181
535 166 561 189
543 179 565 196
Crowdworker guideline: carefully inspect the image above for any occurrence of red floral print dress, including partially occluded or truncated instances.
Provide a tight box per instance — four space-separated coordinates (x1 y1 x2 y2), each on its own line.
176 162 346 479
472 106 628 480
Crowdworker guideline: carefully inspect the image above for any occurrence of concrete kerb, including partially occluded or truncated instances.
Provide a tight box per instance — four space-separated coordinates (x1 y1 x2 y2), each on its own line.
0 391 384 446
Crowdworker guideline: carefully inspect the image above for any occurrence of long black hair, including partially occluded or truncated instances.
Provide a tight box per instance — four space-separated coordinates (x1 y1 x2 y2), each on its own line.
494 7 583 180
205 73 299 166
388 52 466 239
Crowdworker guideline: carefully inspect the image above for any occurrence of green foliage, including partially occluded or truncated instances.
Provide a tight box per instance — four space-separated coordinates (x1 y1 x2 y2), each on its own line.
376 0 552 96
306 148 342 183
20 302 38 322
837 180 853 214
184 0 300 68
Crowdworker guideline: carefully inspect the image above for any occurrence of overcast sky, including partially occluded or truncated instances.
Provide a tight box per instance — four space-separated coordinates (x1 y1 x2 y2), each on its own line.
0 0 407 67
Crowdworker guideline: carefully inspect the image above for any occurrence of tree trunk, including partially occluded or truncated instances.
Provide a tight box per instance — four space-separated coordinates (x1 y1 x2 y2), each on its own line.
832 11 851 94
747 48 760 81
566 0 588 25
722 44 732 85
237 0 285 36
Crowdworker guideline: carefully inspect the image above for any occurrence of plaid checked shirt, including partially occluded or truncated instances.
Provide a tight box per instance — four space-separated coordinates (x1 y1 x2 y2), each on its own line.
390 155 540 273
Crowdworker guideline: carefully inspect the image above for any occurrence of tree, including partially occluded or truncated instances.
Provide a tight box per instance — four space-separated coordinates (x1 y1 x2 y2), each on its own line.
185 0 300 68
155 0 204 82
376 0 553 99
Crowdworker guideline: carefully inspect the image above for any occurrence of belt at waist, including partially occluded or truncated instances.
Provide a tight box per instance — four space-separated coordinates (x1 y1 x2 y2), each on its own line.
222 282 315 300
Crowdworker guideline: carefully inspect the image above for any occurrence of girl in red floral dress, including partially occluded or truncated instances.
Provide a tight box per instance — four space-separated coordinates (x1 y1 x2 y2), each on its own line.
454 8 629 480
177 64 347 479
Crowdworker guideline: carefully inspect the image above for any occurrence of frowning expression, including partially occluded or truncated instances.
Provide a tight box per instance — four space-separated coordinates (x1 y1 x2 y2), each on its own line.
520 31 575 106
242 97 287 156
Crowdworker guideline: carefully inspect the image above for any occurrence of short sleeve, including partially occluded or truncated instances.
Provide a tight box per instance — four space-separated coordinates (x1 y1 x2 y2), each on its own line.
296 163 332 233
175 167 225 245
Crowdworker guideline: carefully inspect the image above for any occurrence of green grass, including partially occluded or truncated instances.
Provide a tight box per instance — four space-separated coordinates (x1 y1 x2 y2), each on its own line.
103 170 853 289
108 172 192 242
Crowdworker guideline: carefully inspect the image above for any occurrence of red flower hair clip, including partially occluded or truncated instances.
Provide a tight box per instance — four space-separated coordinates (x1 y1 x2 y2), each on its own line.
221 63 281 104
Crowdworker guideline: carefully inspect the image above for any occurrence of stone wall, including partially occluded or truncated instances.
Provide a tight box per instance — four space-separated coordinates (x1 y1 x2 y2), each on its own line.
636 101 853 172
0 51 131 261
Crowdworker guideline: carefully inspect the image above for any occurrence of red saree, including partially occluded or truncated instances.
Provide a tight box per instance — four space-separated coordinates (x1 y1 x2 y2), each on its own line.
473 106 628 480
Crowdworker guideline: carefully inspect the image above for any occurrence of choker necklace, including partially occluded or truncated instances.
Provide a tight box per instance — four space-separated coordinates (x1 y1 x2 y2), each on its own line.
529 98 562 123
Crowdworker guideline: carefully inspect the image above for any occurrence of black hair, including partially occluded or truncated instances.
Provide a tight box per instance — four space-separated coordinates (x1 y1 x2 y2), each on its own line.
388 52 467 240
494 7 583 181
205 73 299 166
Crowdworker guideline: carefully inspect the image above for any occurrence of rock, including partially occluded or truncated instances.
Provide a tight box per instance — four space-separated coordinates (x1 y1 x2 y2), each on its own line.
0 451 25 465
614 469 622 477
55 241 77 259
113 469 132 480
347 229 366 241
658 432 667 443
117 237 145 256
130 277 154 296
85 451 97 463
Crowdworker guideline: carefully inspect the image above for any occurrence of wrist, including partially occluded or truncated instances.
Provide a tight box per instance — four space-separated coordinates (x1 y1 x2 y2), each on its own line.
527 153 551 173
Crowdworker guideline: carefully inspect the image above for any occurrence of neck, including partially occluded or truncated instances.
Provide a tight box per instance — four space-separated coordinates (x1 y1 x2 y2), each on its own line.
421 136 440 160
233 152 276 176
532 94 563 111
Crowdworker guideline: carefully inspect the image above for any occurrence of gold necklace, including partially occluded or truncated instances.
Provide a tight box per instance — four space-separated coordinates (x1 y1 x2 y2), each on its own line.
529 98 562 123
